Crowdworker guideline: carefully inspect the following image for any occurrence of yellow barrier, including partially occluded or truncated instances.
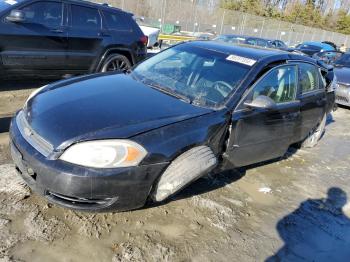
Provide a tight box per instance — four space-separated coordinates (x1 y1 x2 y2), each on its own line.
158 34 196 41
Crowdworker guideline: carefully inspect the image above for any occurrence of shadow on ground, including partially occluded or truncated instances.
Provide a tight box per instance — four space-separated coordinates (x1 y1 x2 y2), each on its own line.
0 117 11 133
267 187 350 261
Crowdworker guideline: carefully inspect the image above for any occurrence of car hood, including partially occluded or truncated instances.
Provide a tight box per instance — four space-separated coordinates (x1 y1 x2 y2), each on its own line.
334 66 350 85
24 74 212 149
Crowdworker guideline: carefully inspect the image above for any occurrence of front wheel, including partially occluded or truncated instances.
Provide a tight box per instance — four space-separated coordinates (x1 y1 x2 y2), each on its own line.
100 54 131 73
301 113 327 148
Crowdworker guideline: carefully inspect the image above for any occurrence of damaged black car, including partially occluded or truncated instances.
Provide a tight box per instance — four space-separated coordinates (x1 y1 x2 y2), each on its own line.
10 41 336 212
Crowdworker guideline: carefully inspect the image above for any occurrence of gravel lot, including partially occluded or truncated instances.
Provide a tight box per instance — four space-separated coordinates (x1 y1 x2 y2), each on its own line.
0 80 350 262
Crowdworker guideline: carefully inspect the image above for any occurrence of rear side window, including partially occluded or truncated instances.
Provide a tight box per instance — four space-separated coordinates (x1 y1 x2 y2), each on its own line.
71 5 101 29
20 1 63 28
102 10 130 31
299 63 319 93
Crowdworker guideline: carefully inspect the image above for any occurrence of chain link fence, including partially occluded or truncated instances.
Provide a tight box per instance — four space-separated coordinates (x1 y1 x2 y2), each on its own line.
103 0 350 47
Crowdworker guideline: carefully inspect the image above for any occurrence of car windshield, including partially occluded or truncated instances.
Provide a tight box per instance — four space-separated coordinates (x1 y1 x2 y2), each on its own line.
132 45 251 108
335 54 350 67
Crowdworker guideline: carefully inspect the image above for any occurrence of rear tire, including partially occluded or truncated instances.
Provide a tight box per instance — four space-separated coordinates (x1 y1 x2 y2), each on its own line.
100 54 131 73
151 146 217 202
301 113 327 148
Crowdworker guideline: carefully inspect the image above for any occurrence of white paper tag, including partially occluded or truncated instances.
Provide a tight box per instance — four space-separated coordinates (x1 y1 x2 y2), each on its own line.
226 54 256 66
5 0 18 5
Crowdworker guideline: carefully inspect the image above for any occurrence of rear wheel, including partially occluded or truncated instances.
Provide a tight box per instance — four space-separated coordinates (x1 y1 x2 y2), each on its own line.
100 54 131 73
301 113 327 148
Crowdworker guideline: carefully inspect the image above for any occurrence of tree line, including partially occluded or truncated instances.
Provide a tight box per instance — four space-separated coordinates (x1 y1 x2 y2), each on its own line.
221 0 350 34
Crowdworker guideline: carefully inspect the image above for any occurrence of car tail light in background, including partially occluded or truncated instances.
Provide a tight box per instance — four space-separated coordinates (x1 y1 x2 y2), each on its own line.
140 35 148 46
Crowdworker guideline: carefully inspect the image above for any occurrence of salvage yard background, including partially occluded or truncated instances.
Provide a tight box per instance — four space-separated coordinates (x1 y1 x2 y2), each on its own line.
103 0 350 47
0 80 350 261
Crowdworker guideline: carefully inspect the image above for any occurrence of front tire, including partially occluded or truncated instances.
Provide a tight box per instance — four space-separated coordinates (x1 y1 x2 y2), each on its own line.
151 146 217 202
301 113 327 148
100 54 131 73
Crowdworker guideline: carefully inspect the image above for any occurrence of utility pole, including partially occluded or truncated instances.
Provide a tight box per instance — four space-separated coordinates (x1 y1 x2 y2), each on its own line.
220 10 226 34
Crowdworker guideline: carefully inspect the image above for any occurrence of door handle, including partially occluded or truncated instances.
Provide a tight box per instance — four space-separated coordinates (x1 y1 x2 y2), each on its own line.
51 28 64 33
98 31 111 37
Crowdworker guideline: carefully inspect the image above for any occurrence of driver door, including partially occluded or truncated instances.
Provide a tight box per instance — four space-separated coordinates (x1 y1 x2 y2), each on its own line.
1 1 67 71
225 64 301 167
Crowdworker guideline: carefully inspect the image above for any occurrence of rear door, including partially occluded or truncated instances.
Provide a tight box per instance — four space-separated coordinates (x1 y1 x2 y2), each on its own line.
0 0 68 71
298 63 327 141
65 4 105 71
226 64 301 167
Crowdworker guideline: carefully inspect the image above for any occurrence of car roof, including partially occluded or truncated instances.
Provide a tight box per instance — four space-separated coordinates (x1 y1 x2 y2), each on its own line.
301 41 334 50
187 41 288 60
64 0 132 14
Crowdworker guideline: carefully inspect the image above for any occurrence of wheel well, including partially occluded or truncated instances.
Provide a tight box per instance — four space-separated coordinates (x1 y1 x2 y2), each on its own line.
104 49 134 65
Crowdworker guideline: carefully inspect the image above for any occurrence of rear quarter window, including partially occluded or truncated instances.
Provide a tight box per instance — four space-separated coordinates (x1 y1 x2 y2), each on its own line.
102 10 131 31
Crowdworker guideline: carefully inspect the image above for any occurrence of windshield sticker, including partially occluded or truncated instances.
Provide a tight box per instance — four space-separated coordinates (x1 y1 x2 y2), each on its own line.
5 0 18 5
226 55 256 66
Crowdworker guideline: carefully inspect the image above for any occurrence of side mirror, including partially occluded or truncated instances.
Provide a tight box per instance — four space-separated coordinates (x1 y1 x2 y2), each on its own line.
244 95 277 110
6 10 25 23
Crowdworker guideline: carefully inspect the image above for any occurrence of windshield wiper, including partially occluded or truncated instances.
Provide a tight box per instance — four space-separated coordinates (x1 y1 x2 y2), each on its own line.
142 80 192 104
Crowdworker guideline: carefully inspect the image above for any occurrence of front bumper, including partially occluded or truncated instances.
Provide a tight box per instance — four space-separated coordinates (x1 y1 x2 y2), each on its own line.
9 117 168 212
335 84 350 107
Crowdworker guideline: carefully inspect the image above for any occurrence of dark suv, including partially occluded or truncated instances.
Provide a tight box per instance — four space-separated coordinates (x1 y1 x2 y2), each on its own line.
0 0 147 78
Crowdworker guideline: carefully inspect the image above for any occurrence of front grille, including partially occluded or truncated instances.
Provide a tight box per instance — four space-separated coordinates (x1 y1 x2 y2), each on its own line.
16 111 54 157
336 95 349 103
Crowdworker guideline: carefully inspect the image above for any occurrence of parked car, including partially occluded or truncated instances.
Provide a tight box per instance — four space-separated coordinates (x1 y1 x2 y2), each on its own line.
312 50 344 65
313 50 350 107
0 0 147 78
10 41 335 212
139 25 160 49
322 41 337 50
196 33 215 41
295 42 335 56
213 34 247 44
333 53 350 107
214 34 287 50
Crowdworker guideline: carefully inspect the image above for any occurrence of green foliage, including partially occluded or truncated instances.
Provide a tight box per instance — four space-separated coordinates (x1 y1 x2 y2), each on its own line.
220 0 350 35
336 10 350 34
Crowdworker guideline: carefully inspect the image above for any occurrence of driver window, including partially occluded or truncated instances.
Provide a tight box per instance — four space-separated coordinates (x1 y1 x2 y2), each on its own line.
20 1 63 28
252 65 297 103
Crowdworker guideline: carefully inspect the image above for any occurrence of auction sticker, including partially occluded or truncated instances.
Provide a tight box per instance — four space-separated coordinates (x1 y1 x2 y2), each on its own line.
5 0 17 5
226 54 256 66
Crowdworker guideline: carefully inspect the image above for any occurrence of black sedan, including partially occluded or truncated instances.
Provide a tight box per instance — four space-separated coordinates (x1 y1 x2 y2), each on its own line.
10 41 335 212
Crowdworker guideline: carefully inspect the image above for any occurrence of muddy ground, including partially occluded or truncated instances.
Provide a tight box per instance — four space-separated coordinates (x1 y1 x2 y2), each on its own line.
0 80 350 262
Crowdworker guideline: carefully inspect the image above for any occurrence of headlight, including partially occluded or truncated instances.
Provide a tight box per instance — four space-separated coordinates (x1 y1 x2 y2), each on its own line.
25 85 48 105
60 140 147 168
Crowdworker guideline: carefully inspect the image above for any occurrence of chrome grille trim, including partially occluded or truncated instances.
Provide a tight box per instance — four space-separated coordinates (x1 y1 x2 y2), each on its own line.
16 111 53 157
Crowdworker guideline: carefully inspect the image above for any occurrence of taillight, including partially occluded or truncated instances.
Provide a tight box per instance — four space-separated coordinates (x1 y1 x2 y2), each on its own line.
140 35 148 46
